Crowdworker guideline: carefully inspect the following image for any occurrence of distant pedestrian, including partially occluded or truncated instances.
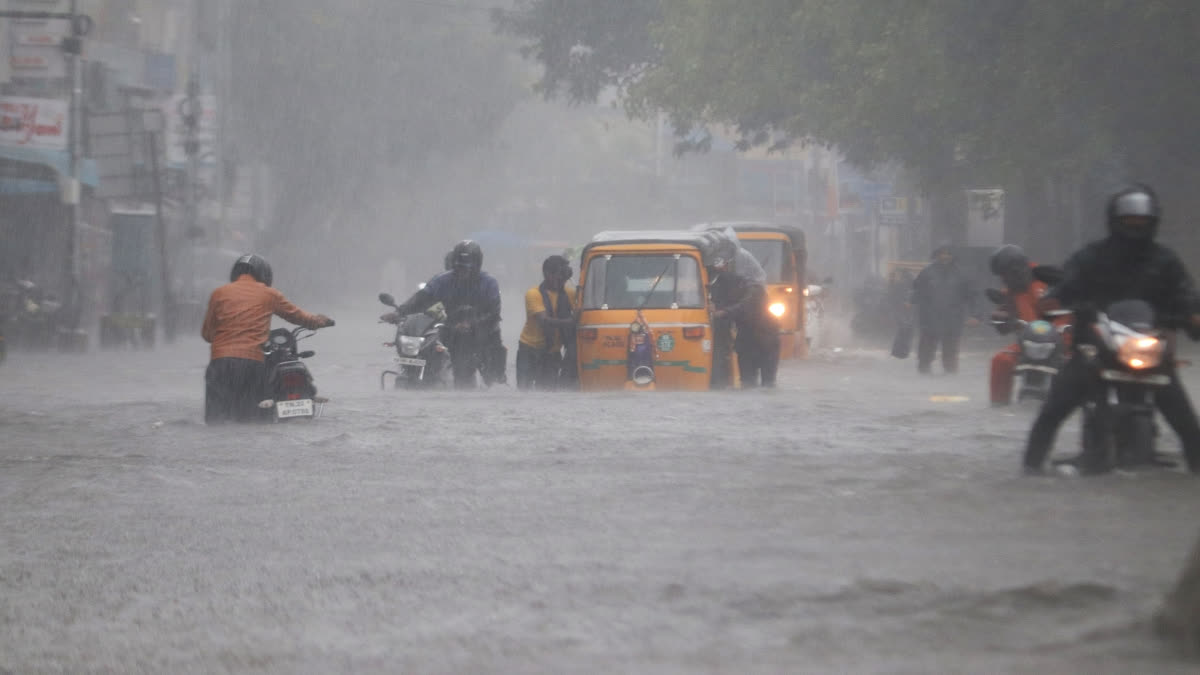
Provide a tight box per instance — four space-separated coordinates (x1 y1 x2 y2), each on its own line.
909 244 978 374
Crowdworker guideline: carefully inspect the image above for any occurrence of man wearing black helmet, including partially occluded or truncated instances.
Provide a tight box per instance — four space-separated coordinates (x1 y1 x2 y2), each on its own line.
201 254 334 424
384 240 508 386
1023 184 1200 474
987 244 1052 406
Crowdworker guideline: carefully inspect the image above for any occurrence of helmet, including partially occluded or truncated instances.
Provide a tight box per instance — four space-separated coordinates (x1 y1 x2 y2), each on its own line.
450 240 482 274
444 250 454 271
989 244 1029 277
1106 184 1160 241
230 253 272 286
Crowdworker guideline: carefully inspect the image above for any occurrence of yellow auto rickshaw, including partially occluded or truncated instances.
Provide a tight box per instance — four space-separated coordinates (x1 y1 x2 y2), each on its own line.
574 230 732 391
694 222 808 359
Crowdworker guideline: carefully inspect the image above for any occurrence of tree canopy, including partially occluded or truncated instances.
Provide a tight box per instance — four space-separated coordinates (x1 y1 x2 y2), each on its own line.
498 0 1200 194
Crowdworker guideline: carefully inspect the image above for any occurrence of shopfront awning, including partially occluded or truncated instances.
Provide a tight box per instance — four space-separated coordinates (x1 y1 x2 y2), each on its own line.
0 145 99 195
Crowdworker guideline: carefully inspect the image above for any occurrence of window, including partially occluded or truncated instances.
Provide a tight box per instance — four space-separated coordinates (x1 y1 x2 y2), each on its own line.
582 254 704 310
740 239 795 284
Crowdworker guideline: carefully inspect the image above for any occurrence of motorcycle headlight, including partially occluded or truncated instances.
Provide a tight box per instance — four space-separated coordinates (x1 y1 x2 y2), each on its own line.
768 302 786 318
399 335 423 356
1117 335 1163 370
1021 341 1057 361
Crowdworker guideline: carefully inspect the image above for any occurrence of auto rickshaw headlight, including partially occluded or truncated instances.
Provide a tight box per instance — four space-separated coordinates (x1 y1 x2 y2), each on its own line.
768 302 786 318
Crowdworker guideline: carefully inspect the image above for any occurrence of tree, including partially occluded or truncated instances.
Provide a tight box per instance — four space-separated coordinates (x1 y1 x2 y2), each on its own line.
498 1 1200 255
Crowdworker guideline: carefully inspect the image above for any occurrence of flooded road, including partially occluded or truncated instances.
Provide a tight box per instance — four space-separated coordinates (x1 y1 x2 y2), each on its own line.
3 314 1200 673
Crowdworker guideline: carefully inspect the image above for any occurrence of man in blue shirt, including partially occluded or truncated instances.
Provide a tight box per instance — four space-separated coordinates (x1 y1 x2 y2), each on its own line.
385 240 507 387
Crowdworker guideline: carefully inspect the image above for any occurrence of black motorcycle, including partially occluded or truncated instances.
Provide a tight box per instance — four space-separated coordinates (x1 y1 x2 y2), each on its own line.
1063 299 1177 472
986 287 1067 402
0 279 63 352
378 292 450 389
259 325 331 421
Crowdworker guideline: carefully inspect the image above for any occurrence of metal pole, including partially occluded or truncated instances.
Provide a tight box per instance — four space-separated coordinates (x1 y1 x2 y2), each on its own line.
148 132 175 343
65 0 81 332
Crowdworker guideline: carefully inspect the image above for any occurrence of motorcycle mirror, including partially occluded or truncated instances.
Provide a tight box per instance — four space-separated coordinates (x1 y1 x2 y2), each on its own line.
985 288 1006 305
298 350 315 358
1032 265 1064 286
378 292 396 307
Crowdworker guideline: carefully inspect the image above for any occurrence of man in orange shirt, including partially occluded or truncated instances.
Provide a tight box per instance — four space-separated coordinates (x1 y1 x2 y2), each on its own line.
988 245 1049 406
201 254 333 423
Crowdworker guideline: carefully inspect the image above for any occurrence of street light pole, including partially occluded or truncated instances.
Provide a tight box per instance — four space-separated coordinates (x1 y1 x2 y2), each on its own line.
65 0 81 328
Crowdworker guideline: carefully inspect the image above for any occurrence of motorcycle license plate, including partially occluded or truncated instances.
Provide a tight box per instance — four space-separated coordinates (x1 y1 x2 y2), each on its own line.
276 399 315 418
395 357 426 368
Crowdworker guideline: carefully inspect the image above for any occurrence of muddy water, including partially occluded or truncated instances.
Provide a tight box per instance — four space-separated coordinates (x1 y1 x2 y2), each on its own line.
2 316 1199 673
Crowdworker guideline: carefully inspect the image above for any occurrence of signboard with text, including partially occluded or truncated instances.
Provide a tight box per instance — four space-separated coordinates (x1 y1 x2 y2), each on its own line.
0 95 67 149
6 1 72 80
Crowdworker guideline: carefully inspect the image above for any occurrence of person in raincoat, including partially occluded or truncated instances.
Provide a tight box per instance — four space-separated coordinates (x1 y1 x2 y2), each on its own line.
708 231 779 388
909 244 979 374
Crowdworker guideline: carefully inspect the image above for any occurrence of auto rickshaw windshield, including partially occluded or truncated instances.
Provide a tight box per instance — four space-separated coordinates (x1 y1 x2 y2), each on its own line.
582 254 705 309
739 239 795 284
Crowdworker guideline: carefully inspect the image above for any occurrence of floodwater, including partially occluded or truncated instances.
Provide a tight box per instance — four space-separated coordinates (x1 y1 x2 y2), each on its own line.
3 310 1200 674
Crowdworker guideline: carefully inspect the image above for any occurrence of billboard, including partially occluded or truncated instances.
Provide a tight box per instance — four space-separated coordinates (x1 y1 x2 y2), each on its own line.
966 188 1005 247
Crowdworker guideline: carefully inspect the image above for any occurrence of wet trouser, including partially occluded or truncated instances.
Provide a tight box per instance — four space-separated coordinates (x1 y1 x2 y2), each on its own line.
1022 355 1200 471
711 316 735 389
990 346 1020 405
455 328 508 387
736 332 781 388
515 342 570 390
917 319 963 373
205 357 267 424
515 342 540 390
484 330 508 385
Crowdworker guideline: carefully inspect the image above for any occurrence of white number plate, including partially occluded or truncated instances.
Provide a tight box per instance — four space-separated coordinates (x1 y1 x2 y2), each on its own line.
276 399 314 418
395 357 426 368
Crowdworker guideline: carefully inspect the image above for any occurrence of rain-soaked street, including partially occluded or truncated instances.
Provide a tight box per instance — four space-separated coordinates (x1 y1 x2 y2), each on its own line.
4 311 1200 674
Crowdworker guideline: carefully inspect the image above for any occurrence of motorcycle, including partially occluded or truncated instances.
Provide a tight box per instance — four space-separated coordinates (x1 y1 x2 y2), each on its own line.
377 292 450 389
1061 299 1178 473
986 287 1067 402
257 324 331 421
0 279 63 351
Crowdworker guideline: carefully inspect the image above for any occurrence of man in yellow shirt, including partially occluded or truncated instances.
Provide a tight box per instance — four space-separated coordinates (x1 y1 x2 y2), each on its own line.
517 255 577 390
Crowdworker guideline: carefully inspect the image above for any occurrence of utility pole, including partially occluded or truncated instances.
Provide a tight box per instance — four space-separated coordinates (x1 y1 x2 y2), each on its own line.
65 0 82 329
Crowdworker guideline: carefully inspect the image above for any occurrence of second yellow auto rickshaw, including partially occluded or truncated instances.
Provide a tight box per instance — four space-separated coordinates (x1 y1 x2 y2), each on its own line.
574 230 736 391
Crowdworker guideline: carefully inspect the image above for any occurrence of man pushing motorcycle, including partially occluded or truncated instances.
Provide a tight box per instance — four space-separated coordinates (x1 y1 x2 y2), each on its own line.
1022 184 1200 474
201 254 334 424
381 240 508 387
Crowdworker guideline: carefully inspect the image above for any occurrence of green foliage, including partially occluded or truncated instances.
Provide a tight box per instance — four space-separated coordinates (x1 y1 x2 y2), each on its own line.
499 0 1200 189
494 0 662 104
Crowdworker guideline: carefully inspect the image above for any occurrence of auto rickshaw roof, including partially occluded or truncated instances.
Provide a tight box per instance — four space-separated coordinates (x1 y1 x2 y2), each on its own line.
584 230 728 260
692 221 806 250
